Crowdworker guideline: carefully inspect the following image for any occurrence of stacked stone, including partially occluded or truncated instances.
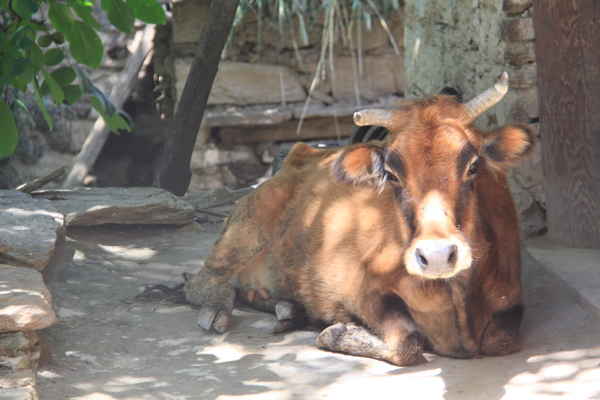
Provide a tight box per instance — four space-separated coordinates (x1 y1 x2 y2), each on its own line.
0 191 62 400
0 187 196 399
502 0 546 238
403 0 545 238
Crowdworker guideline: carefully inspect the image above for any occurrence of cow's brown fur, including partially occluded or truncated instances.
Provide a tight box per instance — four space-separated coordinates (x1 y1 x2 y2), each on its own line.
184 95 534 365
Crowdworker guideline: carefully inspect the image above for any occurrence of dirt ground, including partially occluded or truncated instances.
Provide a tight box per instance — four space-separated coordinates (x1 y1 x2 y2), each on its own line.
37 220 600 400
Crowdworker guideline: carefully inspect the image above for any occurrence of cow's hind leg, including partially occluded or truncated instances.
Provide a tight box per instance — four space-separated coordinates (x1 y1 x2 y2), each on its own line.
316 323 425 366
273 300 308 333
184 234 264 333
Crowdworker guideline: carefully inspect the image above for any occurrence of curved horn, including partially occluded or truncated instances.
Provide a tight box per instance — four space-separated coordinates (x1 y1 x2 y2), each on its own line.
353 109 396 129
463 72 509 121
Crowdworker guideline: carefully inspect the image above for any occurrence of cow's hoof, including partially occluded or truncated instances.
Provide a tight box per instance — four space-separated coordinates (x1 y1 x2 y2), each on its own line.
197 283 236 333
272 300 307 333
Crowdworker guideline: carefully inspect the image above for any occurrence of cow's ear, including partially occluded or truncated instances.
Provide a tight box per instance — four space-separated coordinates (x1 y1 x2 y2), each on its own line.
481 123 535 173
331 144 386 188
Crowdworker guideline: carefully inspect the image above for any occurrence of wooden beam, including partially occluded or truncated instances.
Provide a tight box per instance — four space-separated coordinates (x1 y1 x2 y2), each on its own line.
533 0 600 248
62 25 155 188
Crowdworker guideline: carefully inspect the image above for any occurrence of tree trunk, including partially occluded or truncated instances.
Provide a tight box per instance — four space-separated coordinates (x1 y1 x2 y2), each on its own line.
153 0 240 196
533 0 600 248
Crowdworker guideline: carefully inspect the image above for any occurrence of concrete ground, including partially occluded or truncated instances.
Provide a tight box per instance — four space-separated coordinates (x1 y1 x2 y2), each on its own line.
37 222 600 400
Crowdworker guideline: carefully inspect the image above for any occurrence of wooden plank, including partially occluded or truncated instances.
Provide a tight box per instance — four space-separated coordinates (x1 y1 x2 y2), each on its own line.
533 0 600 248
62 25 155 188
218 116 355 145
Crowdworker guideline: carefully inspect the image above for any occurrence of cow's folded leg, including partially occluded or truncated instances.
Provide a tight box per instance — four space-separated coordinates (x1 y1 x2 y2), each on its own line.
479 303 523 356
316 323 424 366
196 283 236 333
273 300 307 333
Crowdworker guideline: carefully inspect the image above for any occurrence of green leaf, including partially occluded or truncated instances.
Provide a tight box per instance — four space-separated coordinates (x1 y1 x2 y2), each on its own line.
33 75 53 130
62 84 83 105
13 0 39 20
9 65 33 92
48 2 76 37
51 66 77 86
69 20 104 68
102 0 135 34
44 48 65 66
90 95 131 133
26 42 45 71
0 57 30 89
0 31 9 52
40 67 76 97
89 85 115 117
66 0 102 30
0 0 9 9
126 0 166 25
73 64 94 93
0 99 19 159
11 97 36 126
41 69 65 105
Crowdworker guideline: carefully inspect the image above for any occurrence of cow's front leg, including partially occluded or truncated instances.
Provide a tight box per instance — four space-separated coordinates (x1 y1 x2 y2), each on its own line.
479 303 523 356
316 323 425 366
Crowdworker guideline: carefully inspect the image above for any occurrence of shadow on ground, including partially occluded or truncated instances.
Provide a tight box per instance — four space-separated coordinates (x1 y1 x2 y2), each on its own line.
37 224 600 400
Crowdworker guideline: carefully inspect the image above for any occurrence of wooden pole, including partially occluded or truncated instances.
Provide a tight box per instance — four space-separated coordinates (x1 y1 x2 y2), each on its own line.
153 0 240 196
62 25 155 187
533 0 600 248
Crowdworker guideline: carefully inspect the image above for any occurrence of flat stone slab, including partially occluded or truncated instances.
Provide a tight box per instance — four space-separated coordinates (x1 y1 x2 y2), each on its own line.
526 234 600 320
32 187 195 226
0 190 64 271
0 265 57 333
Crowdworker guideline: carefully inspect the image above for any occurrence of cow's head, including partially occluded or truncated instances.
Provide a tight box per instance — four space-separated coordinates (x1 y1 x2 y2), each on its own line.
332 73 535 279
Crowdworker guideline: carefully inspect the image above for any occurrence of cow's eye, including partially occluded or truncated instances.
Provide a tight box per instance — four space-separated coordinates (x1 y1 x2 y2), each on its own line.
467 161 479 176
385 170 399 182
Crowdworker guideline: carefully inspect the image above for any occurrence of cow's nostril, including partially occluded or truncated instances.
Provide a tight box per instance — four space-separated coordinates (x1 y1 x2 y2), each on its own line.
414 241 459 273
447 245 458 266
416 250 428 267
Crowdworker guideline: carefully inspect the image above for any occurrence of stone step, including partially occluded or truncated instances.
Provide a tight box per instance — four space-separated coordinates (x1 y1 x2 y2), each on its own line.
0 191 64 271
31 187 195 227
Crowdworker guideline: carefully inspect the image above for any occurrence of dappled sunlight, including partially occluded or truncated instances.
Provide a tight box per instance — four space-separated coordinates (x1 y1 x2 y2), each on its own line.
196 342 249 363
96 244 157 261
504 348 600 398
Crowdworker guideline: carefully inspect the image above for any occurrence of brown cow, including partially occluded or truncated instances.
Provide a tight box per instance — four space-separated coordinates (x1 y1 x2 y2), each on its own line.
183 73 534 365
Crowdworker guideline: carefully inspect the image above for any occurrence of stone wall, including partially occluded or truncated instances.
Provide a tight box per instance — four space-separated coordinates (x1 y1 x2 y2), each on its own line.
161 0 405 193
404 0 544 237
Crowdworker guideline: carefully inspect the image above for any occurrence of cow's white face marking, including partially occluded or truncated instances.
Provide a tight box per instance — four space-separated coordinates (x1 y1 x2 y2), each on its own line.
404 191 472 279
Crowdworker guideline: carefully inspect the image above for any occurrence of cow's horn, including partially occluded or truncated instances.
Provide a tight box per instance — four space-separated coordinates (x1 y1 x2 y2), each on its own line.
463 72 509 121
353 109 395 129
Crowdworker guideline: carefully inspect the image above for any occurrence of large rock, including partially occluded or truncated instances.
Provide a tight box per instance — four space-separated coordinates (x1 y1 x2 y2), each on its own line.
0 265 57 333
0 191 64 271
175 60 307 105
32 187 195 226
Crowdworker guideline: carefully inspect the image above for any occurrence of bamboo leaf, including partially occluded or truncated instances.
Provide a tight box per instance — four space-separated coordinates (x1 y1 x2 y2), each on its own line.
33 76 54 130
